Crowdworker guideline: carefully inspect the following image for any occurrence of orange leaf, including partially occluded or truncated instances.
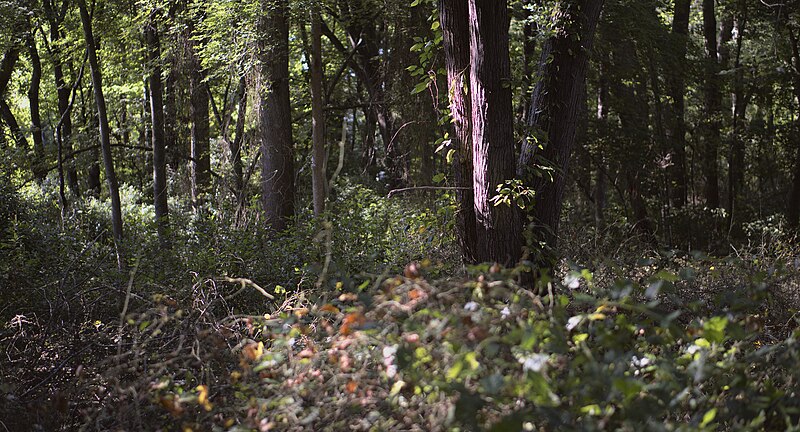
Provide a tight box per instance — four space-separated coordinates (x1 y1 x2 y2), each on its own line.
408 288 425 300
159 395 184 416
320 304 340 314
346 380 358 394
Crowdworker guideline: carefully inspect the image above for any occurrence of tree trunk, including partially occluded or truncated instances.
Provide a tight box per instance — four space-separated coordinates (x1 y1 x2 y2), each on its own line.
665 0 690 208
468 0 521 265
77 0 124 258
0 48 27 152
258 0 295 231
231 76 246 197
145 18 170 245
45 0 80 196
518 0 604 253
440 0 477 263
26 32 47 181
787 27 800 227
702 0 721 209
310 5 327 217
728 0 748 216
189 42 210 210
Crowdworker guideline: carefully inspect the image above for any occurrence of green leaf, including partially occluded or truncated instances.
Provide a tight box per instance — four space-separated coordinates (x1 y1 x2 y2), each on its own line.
700 408 717 427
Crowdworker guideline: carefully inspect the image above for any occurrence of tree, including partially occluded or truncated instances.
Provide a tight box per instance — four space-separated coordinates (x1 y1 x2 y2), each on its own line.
310 4 326 217
701 0 721 209
518 0 604 253
665 0 690 208
77 0 124 262
189 25 210 210
468 0 521 265
258 0 294 231
440 0 477 263
145 15 170 244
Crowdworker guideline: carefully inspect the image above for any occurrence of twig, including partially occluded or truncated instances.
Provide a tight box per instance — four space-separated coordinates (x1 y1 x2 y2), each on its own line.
221 277 275 300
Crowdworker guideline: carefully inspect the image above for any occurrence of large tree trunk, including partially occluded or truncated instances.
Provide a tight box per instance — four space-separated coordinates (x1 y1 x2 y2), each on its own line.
145 18 170 244
468 0 521 265
517 0 604 253
77 0 124 259
26 32 47 181
440 0 477 263
310 6 327 217
701 0 721 209
258 0 295 231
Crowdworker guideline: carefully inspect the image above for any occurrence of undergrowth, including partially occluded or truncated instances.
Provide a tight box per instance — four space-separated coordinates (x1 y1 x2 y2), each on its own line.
1 180 799 431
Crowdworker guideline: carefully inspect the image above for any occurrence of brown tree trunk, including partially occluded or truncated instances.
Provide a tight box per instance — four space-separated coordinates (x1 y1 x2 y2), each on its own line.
231 76 246 197
440 0 477 263
518 0 604 253
26 32 46 181
189 41 210 210
0 48 27 152
77 0 124 259
145 18 170 245
45 0 80 196
702 0 721 209
469 0 521 265
310 6 327 217
665 0 690 208
728 0 748 217
787 27 800 227
258 0 295 231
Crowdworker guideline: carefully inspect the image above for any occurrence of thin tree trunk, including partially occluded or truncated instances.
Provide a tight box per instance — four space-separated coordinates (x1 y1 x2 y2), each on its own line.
259 0 295 231
310 6 327 216
145 18 170 245
77 0 124 261
26 32 47 181
518 0 604 253
231 76 246 197
469 0 521 265
728 0 748 216
702 0 721 209
440 0 477 263
787 27 800 227
189 41 210 210
666 0 690 207
0 48 27 151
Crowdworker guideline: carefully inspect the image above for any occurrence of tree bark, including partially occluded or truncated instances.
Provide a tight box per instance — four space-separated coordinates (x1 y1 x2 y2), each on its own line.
0 48 27 152
26 32 47 181
145 18 170 245
728 0 748 216
310 5 327 217
189 40 210 210
258 0 295 231
468 0 521 265
231 76 246 197
77 0 124 257
440 0 477 263
702 0 721 209
664 0 690 208
517 0 604 253
787 27 800 227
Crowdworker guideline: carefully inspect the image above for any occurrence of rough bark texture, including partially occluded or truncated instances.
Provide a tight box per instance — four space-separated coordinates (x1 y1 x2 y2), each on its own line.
440 0 477 263
145 19 170 244
310 6 327 217
702 0 721 209
231 76 246 197
258 0 295 231
189 40 210 209
77 0 124 256
469 0 521 265
517 0 604 253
